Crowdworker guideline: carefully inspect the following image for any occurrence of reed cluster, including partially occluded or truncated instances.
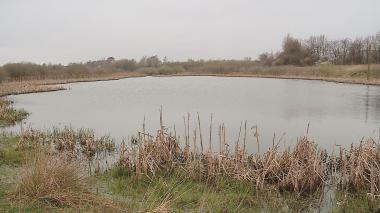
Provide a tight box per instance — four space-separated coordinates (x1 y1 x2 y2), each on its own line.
337 139 380 196
0 98 28 126
115 113 380 198
18 127 115 161
13 114 380 209
118 122 327 195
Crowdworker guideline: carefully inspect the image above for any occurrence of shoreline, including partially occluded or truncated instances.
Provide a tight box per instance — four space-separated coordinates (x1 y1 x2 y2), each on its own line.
4 87 66 97
156 73 380 86
44 72 380 87
1 71 379 97
39 72 147 86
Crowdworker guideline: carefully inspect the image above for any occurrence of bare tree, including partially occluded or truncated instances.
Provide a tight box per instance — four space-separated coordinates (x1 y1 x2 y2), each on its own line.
375 31 380 64
340 39 350 65
329 40 341 64
348 39 364 64
365 37 372 80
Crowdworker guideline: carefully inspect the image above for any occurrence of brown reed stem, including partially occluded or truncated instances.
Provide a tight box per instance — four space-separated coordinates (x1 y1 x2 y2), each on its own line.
253 125 260 153
209 113 213 152
197 112 203 153
243 120 247 159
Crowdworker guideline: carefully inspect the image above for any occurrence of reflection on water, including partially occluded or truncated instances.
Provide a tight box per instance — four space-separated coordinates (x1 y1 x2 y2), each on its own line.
7 76 380 152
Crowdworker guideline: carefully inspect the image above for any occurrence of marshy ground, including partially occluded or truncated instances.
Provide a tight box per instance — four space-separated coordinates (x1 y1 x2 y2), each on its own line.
2 117 380 212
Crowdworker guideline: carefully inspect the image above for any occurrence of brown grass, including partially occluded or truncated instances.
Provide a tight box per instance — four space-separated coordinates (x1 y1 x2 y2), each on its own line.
18 127 116 162
117 113 327 195
7 150 124 211
338 138 380 195
14 113 380 200
115 112 380 197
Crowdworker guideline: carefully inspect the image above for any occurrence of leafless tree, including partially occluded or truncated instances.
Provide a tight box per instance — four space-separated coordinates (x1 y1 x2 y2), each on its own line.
375 31 380 64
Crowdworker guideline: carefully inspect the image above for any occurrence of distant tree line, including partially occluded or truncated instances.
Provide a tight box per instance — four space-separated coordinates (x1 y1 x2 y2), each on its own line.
259 31 380 66
0 31 379 82
0 55 258 82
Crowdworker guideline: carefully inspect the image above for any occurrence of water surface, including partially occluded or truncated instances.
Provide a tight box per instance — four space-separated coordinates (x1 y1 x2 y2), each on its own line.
8 76 380 152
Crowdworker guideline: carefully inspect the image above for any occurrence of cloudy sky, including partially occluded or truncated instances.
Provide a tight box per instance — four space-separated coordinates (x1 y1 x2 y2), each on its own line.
0 0 379 65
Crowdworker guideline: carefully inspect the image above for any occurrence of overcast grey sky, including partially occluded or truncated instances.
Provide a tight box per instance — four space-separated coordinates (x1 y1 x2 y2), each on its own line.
0 0 379 65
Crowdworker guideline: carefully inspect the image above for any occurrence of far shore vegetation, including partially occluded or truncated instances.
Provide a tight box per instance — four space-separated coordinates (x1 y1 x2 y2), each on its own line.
1 32 380 97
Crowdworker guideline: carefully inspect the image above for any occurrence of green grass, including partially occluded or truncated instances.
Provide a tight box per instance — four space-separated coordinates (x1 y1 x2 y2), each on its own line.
97 166 322 212
0 136 45 212
0 183 43 212
0 137 22 165
332 190 380 213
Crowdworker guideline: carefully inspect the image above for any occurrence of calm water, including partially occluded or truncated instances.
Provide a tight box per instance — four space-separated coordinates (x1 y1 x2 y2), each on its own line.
7 76 380 153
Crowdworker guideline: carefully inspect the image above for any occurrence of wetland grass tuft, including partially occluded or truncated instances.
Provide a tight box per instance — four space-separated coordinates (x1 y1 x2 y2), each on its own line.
18 127 115 160
7 150 124 211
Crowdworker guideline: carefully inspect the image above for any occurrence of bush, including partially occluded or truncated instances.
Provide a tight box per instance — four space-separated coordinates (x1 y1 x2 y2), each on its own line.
0 68 7 82
112 59 137 71
2 63 42 80
135 67 159 76
157 66 185 75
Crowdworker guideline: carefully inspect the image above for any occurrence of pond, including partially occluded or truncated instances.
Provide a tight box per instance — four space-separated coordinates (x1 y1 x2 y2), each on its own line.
7 76 380 153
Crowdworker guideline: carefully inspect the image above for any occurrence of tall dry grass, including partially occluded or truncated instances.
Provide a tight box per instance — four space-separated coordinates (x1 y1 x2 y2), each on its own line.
7 150 124 211
116 112 380 197
338 139 380 195
15 114 380 200
117 113 327 195
18 127 115 161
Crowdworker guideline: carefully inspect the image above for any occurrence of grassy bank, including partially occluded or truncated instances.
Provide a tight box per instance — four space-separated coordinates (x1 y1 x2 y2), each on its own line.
0 82 65 97
0 135 320 212
99 166 321 212
100 166 380 212
167 64 380 86
0 72 146 97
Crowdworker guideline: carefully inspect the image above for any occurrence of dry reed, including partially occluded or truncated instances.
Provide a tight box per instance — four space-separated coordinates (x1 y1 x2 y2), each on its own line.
117 113 328 195
18 127 115 162
16 113 380 199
